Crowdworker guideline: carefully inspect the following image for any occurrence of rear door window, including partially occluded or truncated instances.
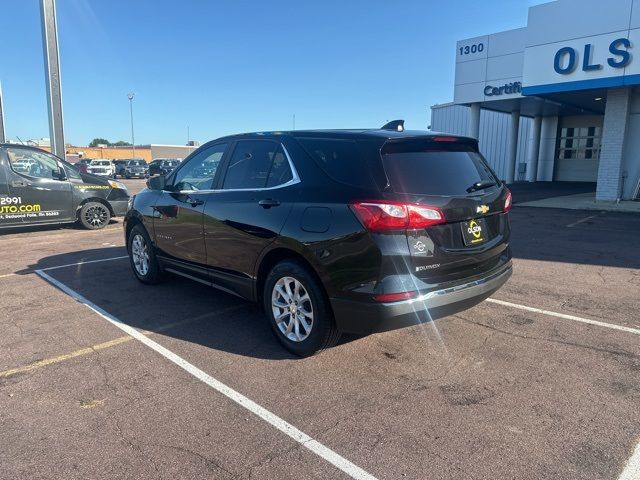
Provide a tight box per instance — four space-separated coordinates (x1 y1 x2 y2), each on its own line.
297 137 386 189
382 144 499 196
221 140 293 190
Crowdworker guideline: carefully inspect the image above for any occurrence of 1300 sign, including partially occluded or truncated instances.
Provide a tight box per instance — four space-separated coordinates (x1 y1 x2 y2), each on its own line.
459 43 484 56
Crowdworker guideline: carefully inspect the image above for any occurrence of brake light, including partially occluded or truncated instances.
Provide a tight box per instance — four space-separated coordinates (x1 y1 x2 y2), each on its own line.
350 201 445 232
373 291 418 303
432 136 459 143
504 189 512 213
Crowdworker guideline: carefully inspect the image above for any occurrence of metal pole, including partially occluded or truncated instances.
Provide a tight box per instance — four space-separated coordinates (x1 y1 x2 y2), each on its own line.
0 82 5 144
40 0 65 158
128 93 135 158
469 103 481 140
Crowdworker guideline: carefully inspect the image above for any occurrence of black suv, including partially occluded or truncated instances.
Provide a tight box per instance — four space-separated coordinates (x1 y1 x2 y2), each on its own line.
113 160 129 178
124 125 512 356
121 159 149 179
148 159 180 176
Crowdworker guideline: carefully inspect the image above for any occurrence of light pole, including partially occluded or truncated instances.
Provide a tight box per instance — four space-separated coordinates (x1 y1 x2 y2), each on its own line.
0 81 5 144
127 92 135 159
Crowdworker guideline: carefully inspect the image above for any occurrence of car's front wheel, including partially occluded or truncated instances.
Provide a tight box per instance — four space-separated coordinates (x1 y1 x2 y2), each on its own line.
79 201 111 229
128 224 164 284
264 260 340 356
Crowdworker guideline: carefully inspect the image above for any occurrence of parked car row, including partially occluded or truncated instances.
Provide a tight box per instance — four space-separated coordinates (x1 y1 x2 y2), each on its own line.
0 122 514 357
70 158 182 178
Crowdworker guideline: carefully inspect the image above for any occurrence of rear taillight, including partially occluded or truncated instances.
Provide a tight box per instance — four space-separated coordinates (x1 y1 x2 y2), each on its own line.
504 189 512 213
350 201 445 232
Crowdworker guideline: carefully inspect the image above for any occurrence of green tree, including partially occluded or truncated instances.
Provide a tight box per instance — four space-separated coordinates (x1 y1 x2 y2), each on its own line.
112 140 132 146
89 138 110 147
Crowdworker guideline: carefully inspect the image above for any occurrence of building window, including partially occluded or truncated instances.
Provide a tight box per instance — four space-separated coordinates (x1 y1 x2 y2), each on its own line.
557 127 601 160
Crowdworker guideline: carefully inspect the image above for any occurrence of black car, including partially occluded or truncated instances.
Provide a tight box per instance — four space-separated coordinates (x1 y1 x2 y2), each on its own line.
148 159 180 176
0 144 129 230
124 124 512 356
121 159 149 179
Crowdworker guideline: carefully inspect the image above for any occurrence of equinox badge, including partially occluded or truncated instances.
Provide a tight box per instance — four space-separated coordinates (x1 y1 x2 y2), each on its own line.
476 205 489 214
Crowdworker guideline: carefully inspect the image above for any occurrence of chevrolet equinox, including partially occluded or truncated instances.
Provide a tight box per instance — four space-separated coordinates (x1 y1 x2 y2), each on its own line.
124 122 512 356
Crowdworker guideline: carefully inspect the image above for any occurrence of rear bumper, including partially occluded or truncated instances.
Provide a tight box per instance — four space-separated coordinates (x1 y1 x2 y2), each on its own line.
330 261 512 334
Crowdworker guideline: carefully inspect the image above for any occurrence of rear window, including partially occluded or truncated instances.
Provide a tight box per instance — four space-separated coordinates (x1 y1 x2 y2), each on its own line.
382 145 499 196
297 138 386 190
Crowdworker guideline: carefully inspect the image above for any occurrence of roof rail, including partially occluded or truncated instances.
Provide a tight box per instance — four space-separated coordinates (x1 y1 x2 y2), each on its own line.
380 120 404 132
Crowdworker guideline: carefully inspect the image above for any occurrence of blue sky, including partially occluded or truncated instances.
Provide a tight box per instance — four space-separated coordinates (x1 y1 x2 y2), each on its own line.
1 0 545 146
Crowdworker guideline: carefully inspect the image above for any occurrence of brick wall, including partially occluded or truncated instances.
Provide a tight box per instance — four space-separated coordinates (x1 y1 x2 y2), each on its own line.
596 88 630 201
65 146 152 161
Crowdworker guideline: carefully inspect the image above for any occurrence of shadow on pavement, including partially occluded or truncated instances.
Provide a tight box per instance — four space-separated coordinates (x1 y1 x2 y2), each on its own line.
20 248 361 361
0 219 120 236
509 206 640 269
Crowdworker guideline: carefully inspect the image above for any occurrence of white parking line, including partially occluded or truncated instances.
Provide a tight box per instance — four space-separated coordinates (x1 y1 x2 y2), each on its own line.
39 255 129 272
487 297 640 480
566 213 603 228
486 298 640 336
619 440 640 480
35 268 378 480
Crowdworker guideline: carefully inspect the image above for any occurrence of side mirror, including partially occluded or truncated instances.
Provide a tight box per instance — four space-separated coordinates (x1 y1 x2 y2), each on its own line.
53 169 67 181
147 174 166 190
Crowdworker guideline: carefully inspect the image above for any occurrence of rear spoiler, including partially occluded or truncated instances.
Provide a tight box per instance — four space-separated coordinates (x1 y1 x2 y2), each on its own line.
381 135 479 153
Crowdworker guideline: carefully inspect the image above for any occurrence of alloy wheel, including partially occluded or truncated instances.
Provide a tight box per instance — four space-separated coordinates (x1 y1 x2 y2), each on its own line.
84 205 108 228
271 276 314 342
131 234 150 276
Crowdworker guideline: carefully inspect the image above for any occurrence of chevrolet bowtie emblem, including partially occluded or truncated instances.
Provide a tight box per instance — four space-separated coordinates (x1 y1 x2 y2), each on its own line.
476 205 489 214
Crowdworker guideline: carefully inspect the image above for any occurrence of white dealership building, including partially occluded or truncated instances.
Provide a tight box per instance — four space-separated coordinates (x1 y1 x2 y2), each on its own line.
431 0 640 201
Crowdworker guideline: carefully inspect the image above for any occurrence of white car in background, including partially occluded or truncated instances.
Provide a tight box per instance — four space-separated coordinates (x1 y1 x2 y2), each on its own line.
87 159 115 177
11 158 37 174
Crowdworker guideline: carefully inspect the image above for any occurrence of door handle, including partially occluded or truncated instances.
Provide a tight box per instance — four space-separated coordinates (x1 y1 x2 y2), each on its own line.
11 180 28 187
258 199 280 209
188 198 204 207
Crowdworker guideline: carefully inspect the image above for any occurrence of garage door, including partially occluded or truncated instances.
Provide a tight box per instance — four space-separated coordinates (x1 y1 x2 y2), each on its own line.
555 126 601 182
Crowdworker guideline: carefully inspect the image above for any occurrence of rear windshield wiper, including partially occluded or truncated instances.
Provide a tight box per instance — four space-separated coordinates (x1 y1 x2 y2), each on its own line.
466 180 497 193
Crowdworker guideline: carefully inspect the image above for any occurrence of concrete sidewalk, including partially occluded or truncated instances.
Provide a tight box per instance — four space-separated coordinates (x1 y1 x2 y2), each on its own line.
518 192 640 213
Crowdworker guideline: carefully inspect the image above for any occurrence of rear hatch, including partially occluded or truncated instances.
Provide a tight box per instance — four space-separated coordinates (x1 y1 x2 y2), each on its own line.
380 136 511 285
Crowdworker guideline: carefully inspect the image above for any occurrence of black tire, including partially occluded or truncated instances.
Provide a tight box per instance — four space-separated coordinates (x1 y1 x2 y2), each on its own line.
127 224 164 284
79 201 111 230
263 260 340 356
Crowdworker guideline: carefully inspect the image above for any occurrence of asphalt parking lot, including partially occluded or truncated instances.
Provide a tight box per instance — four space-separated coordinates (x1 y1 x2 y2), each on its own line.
1 180 639 479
